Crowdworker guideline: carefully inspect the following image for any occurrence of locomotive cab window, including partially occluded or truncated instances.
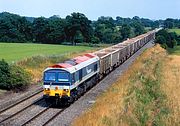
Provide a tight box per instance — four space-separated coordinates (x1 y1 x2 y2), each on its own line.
58 72 70 82
44 72 56 81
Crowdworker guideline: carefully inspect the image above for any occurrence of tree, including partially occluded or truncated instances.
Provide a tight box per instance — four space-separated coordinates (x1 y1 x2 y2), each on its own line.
156 36 166 44
120 24 132 40
46 17 66 44
93 16 122 43
91 36 100 44
64 12 93 45
164 18 174 29
0 12 33 42
131 22 145 36
156 29 171 42
156 29 179 48
0 12 161 45
32 17 49 43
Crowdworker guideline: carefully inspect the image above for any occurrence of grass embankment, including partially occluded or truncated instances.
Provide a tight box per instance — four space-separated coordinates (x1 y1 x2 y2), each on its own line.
168 46 180 55
73 44 180 126
168 28 180 35
0 89 7 95
161 55 180 124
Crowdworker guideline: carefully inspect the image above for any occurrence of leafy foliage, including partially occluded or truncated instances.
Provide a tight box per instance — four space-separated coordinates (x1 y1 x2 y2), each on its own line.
0 12 33 42
64 12 93 45
120 24 132 40
0 59 10 89
0 59 31 90
9 65 31 90
155 29 180 48
164 18 180 29
0 12 161 45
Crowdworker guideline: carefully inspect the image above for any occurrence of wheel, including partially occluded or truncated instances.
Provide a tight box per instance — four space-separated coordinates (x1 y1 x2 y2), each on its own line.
83 85 87 93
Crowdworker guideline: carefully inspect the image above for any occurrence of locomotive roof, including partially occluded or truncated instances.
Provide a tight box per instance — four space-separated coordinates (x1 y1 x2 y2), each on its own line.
44 53 99 73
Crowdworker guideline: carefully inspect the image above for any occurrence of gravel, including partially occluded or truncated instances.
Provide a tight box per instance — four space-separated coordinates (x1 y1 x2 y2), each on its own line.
26 108 63 126
46 42 155 126
0 84 42 112
0 92 43 122
1 99 47 126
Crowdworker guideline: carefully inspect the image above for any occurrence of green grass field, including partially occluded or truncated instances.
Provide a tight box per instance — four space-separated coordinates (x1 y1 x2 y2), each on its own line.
0 43 94 62
168 46 180 55
168 28 180 35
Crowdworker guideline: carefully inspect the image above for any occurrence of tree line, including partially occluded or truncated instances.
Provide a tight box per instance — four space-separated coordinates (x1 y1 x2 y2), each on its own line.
164 18 180 29
156 29 180 49
0 12 162 45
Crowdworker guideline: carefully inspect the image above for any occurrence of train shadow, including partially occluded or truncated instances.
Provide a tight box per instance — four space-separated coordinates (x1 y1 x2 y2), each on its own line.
33 97 68 109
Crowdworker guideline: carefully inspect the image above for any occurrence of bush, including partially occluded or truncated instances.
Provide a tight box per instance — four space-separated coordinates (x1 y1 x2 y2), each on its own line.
156 29 179 49
161 43 168 49
177 37 180 45
9 65 31 90
0 59 10 89
0 59 31 90
156 36 166 44
91 36 100 44
172 39 177 48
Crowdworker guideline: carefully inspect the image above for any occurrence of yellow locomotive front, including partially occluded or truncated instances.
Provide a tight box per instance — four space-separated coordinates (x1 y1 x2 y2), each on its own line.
43 68 71 101
43 53 100 104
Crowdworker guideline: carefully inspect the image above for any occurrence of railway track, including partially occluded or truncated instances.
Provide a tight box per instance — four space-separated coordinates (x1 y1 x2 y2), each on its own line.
21 104 52 126
22 107 65 126
0 95 65 126
42 109 64 126
0 103 65 126
0 98 46 125
0 91 44 125
0 87 43 114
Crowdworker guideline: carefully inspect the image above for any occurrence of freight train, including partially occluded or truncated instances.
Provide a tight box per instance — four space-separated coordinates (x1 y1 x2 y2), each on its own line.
43 29 159 104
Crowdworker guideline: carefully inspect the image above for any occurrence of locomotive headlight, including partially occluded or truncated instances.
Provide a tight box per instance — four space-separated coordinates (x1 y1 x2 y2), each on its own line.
45 88 50 91
63 89 69 92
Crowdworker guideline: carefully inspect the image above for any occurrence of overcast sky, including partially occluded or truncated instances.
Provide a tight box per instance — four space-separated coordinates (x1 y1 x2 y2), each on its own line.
0 0 179 20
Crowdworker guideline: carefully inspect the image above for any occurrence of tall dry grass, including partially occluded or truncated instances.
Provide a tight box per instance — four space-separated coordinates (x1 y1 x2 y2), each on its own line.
161 55 180 125
72 44 168 126
17 50 96 83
